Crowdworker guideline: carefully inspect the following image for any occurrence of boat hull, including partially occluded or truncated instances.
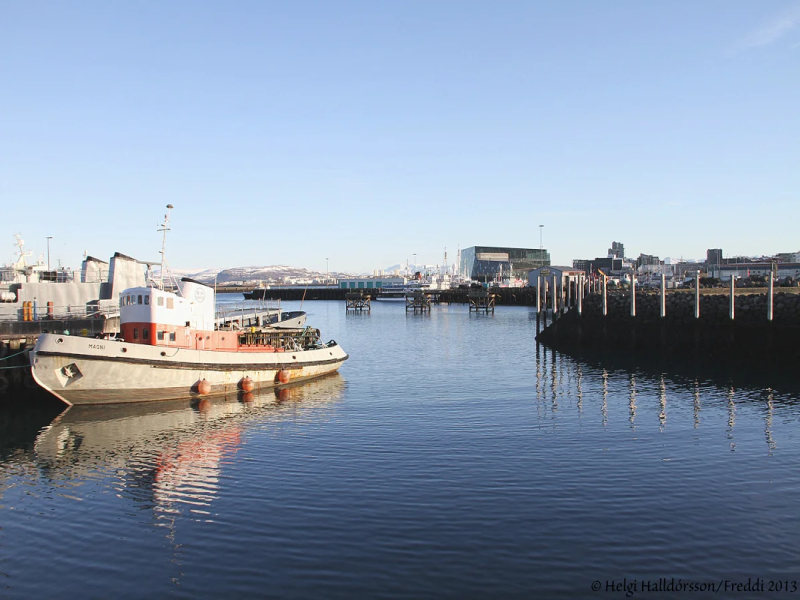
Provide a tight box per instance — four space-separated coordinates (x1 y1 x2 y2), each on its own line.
30 333 348 406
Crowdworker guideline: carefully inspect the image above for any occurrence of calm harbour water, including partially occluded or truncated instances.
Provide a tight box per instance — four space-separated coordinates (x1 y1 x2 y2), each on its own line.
2 297 800 598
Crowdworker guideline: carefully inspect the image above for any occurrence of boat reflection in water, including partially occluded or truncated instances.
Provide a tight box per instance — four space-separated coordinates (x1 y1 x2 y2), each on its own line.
32 373 345 520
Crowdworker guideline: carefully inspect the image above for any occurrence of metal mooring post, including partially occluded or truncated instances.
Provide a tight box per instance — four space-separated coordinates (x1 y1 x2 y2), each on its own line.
602 275 608 317
577 274 583 315
552 274 558 313
630 274 636 317
767 275 774 321
660 273 666 318
536 275 541 313
729 276 735 320
694 270 700 319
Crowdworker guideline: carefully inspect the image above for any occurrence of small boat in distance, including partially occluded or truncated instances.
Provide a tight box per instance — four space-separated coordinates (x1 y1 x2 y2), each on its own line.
30 207 348 406
374 283 410 301
374 282 428 302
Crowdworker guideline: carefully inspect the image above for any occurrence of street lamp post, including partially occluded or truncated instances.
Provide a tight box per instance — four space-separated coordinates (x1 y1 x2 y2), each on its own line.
46 236 53 271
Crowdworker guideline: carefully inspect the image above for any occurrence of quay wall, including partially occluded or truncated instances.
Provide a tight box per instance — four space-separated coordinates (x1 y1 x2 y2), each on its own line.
535 291 800 370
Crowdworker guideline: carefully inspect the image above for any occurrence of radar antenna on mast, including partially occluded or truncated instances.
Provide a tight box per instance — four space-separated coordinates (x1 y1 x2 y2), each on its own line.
157 204 175 290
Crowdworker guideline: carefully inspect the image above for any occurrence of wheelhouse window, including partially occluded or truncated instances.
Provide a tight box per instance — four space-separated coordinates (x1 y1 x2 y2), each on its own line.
157 331 165 341
157 297 164 307
143 328 149 340
169 332 176 342
133 328 139 340
166 298 174 309
137 295 143 304
144 295 150 305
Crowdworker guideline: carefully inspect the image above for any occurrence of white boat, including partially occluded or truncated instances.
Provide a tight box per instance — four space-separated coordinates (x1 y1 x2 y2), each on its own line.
374 283 426 302
29 208 348 406
374 284 409 302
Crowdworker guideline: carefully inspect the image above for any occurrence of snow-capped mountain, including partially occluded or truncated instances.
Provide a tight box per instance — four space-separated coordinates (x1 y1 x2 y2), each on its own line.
157 265 348 284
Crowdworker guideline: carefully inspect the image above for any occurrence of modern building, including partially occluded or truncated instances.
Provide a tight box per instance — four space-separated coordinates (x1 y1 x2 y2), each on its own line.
706 248 723 266
338 277 406 290
460 246 550 283
608 241 625 259
636 254 661 268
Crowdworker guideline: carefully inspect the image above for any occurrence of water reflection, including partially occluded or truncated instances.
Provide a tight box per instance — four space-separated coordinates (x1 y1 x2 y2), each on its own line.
3 374 345 516
527 340 800 456
629 373 636 431
694 380 701 429
766 389 776 454
727 386 736 451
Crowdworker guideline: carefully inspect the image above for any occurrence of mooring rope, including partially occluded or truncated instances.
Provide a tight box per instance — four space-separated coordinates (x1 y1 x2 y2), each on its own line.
0 348 29 362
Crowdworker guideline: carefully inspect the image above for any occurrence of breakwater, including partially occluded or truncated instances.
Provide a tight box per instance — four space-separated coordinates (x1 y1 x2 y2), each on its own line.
535 290 800 372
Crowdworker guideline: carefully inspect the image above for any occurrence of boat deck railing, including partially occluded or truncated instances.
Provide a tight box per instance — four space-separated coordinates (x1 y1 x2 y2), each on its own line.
0 303 120 322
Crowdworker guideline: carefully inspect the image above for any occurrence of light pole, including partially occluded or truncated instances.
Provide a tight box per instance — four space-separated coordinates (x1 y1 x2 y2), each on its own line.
326 257 329 284
46 236 53 271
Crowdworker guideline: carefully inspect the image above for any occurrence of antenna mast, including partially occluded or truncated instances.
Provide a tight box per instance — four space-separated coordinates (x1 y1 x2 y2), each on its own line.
157 204 174 288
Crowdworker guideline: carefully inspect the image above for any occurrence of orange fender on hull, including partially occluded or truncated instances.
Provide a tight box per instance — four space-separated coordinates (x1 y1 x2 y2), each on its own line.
197 379 212 395
240 376 255 392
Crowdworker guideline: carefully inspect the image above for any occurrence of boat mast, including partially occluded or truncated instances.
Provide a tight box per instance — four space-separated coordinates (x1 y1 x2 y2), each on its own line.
157 204 174 290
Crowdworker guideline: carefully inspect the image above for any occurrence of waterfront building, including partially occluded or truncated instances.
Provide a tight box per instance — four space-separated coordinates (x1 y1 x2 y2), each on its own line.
338 276 406 290
572 257 623 275
775 252 800 263
709 262 800 281
528 266 584 291
460 246 550 283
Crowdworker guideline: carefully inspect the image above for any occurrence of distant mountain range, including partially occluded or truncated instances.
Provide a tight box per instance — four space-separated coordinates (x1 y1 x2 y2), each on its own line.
161 266 337 284
159 263 429 284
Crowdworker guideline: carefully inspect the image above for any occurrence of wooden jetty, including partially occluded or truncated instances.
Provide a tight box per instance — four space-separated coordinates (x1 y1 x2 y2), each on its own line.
345 292 371 312
468 290 496 313
405 290 431 312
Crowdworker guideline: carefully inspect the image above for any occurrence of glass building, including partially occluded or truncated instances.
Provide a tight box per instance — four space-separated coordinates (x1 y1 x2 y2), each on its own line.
460 246 550 283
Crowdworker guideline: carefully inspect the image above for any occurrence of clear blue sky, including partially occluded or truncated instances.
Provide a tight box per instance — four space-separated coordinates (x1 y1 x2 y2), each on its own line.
2 1 798 273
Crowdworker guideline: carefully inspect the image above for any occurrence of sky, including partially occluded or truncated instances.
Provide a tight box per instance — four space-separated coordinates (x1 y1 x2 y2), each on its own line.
1 1 798 273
